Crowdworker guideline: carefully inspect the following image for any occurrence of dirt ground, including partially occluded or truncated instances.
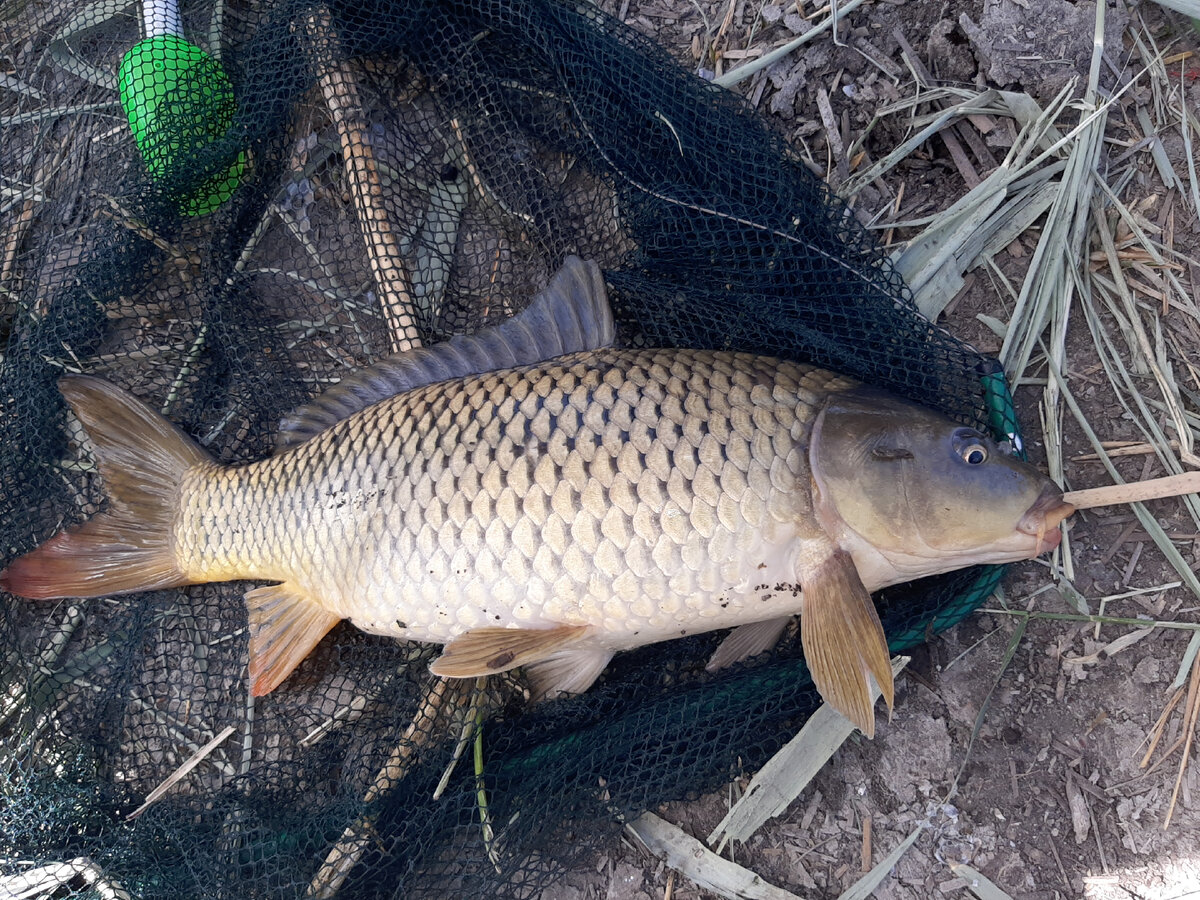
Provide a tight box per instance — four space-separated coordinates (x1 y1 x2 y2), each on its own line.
564 0 1200 898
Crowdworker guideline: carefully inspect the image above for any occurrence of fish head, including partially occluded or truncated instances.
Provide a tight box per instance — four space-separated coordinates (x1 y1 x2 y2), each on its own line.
809 388 1074 583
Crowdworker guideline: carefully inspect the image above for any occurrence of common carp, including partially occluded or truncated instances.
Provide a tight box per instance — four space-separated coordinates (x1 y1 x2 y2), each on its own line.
0 258 1073 736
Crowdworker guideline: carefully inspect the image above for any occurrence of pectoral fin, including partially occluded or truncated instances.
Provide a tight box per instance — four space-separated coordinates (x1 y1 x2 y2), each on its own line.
245 583 342 696
705 617 791 672
798 549 893 738
430 624 591 678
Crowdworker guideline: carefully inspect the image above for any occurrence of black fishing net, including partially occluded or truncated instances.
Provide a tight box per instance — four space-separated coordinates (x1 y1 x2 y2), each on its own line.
0 1 1023 896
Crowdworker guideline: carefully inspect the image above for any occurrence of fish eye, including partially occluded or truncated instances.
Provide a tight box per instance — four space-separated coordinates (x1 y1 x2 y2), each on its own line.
962 445 987 464
952 429 989 465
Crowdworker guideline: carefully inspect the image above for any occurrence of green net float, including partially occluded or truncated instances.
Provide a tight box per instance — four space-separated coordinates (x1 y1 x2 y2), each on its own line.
117 33 246 216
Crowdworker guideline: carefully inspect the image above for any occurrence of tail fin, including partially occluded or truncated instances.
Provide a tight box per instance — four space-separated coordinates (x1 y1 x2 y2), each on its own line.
0 375 212 599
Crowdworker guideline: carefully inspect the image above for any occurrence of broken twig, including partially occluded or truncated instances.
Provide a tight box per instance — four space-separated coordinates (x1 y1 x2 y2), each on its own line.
1063 471 1200 510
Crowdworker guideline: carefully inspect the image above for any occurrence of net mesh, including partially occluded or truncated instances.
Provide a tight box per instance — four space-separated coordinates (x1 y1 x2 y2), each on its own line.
0 1 1021 896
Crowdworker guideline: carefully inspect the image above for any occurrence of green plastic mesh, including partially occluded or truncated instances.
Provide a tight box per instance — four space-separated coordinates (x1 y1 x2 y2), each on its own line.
0 1 1024 897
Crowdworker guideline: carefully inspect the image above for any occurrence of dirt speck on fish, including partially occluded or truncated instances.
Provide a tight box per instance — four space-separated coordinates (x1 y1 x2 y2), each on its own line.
0 258 1073 736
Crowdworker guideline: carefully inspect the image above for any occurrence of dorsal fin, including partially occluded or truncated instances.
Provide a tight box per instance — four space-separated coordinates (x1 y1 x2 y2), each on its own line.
276 256 615 450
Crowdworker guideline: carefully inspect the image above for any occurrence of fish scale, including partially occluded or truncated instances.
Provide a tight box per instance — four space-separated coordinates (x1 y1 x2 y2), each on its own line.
2 256 1070 734
175 349 854 647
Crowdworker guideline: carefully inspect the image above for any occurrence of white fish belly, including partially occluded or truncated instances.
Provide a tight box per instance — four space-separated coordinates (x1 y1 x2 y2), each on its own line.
331 512 816 650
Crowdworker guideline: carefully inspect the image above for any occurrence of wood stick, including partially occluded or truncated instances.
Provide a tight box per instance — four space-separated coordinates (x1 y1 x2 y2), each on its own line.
1063 471 1200 511
304 10 422 355
306 678 463 899
860 814 872 873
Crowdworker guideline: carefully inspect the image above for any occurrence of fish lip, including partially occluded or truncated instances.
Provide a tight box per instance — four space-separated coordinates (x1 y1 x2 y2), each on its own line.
1017 483 1075 553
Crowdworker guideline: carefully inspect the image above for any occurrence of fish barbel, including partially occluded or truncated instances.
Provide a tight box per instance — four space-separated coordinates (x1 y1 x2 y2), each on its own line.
0 258 1073 736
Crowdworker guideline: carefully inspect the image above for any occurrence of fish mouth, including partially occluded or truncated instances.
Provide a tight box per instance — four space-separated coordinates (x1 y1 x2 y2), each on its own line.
1017 483 1075 554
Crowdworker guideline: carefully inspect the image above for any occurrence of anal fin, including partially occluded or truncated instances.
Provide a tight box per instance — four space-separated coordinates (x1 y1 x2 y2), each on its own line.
245 583 342 696
429 624 590 678
798 549 893 738
705 617 791 672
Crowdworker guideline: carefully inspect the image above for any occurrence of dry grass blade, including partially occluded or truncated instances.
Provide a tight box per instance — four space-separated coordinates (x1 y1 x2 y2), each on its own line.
126 725 237 820
0 71 45 100
714 0 870 88
815 85 847 185
1170 631 1200 692
860 815 871 873
873 83 1084 321
895 185 1005 320
1177 91 1200 232
47 0 127 89
1146 0 1200 15
1091 195 1200 474
835 825 923 900
627 812 803 900
1163 649 1200 828
1072 440 1180 461
411 146 469 328
984 607 1200 635
1073 279 1200 538
999 109 1101 385
1093 176 1200 332
1134 105 1185 194
843 90 1010 200
1049 359 1200 600
1040 384 1073 580
0 605 83 723
948 862 1016 900
1 101 122 127
852 78 1078 207
0 609 130 770
707 657 910 852
1141 686 1185 768
300 694 368 748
